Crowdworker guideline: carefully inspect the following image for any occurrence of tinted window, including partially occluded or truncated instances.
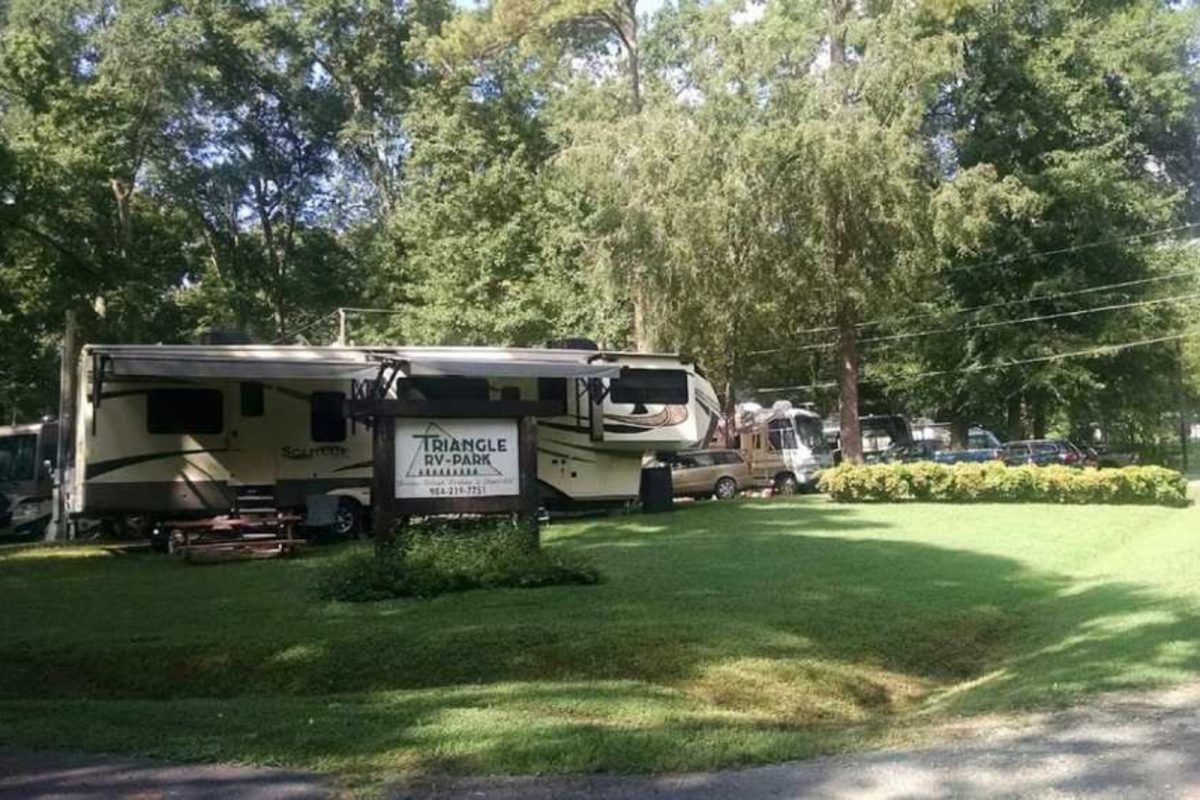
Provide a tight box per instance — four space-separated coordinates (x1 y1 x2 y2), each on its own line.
716 451 744 465
400 377 489 402
38 426 57 470
610 369 688 405
767 420 798 451
310 392 346 443
1004 443 1029 455
538 377 568 412
1034 442 1060 454
0 434 36 482
147 389 223 435
240 382 264 417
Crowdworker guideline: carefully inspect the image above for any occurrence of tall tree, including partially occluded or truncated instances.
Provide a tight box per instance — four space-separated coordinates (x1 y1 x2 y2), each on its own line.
748 0 956 461
903 0 1200 444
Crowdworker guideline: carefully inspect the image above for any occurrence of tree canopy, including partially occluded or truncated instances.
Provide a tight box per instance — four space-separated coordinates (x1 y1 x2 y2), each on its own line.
0 0 1197 455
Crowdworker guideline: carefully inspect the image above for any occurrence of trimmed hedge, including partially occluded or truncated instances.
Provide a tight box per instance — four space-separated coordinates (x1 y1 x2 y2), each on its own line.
818 462 1188 506
312 518 600 602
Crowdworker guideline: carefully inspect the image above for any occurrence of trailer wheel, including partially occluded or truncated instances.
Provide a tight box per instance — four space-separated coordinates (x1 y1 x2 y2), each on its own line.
714 477 738 500
332 498 364 539
774 473 799 495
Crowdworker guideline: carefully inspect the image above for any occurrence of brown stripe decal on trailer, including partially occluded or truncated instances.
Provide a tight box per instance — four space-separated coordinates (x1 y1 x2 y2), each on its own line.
85 448 229 480
331 460 373 473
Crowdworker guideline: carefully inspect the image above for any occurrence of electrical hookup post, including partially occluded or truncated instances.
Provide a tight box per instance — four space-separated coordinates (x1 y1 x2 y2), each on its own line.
348 378 550 553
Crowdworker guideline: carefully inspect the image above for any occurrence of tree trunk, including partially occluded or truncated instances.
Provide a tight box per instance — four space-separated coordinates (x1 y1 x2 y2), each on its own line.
631 271 650 352
619 0 641 114
950 417 969 451
1007 394 1024 442
627 25 641 113
110 178 133 260
1031 395 1047 439
836 302 862 464
828 0 860 463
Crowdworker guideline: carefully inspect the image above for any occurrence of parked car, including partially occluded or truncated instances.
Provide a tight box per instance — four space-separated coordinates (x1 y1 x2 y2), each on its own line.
878 441 943 463
1002 439 1087 467
658 449 751 500
932 429 1004 465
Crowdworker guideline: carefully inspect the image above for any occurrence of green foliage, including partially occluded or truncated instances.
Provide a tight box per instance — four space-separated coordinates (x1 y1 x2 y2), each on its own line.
820 462 1188 507
0 0 1196 442
890 0 1200 439
311 519 600 602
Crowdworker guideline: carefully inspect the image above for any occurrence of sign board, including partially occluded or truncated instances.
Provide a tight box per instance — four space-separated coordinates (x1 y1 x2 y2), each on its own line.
394 418 520 499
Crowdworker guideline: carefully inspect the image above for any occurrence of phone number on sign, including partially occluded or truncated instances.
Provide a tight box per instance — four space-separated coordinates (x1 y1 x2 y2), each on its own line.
426 485 487 497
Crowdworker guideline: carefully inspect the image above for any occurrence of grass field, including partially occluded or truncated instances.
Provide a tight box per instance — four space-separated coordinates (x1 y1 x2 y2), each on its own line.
2 498 1199 784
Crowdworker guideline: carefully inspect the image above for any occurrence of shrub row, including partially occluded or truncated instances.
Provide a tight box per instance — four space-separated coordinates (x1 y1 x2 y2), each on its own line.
818 462 1188 506
312 518 600 602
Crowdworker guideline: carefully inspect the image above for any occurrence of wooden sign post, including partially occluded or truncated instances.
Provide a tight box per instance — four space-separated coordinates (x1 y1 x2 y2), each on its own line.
348 398 556 551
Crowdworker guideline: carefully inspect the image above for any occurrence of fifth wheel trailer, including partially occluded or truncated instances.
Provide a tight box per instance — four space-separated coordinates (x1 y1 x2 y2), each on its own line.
70 344 720 534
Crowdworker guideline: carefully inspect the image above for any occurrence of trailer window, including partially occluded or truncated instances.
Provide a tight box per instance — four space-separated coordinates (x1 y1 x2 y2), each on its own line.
146 389 223 435
400 377 489 402
610 369 688 406
0 435 36 482
240 382 264 417
538 377 568 413
310 392 346 443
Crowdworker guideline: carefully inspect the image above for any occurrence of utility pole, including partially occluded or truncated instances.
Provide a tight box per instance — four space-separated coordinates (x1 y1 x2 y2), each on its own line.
51 310 79 541
1176 340 1189 473
337 308 347 346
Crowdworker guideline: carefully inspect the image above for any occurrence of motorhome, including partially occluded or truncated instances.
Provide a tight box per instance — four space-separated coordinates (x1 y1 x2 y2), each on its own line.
732 402 833 493
0 418 57 538
71 344 720 534
824 413 914 462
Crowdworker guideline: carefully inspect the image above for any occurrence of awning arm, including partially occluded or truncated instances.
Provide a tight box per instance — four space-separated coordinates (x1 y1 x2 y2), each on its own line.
350 358 409 421
91 354 109 436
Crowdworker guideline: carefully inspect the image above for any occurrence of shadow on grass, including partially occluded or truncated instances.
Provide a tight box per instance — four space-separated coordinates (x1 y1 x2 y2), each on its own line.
1 499 1198 775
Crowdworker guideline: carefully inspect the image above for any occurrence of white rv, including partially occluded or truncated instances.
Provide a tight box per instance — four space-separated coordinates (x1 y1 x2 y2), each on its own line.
71 344 720 533
732 401 833 493
0 419 57 537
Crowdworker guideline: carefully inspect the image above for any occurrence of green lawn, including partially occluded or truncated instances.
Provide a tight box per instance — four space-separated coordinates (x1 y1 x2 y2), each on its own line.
1 498 1199 784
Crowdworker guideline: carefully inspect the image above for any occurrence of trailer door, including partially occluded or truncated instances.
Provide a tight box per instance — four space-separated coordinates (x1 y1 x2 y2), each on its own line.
227 381 277 488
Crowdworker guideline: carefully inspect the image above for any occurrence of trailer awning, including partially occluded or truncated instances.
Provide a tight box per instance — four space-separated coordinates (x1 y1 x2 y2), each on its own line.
402 357 621 380
95 347 379 380
89 346 623 381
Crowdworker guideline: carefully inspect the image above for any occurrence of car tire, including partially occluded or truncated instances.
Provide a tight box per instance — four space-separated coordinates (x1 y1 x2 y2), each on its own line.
714 477 737 500
774 473 799 495
332 498 364 539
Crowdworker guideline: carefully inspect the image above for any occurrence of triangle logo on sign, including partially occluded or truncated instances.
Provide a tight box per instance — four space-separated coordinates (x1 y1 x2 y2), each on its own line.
404 422 505 479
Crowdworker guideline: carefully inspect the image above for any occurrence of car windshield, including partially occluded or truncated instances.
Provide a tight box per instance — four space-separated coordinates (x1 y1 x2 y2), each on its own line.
796 417 825 450
0 434 37 482
1004 443 1028 454
968 433 999 449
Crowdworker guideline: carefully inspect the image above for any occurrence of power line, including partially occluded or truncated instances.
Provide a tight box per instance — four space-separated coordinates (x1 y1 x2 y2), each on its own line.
272 310 340 344
777 268 1199 339
941 221 1200 276
750 290 1200 356
754 330 1200 395
916 331 1198 379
